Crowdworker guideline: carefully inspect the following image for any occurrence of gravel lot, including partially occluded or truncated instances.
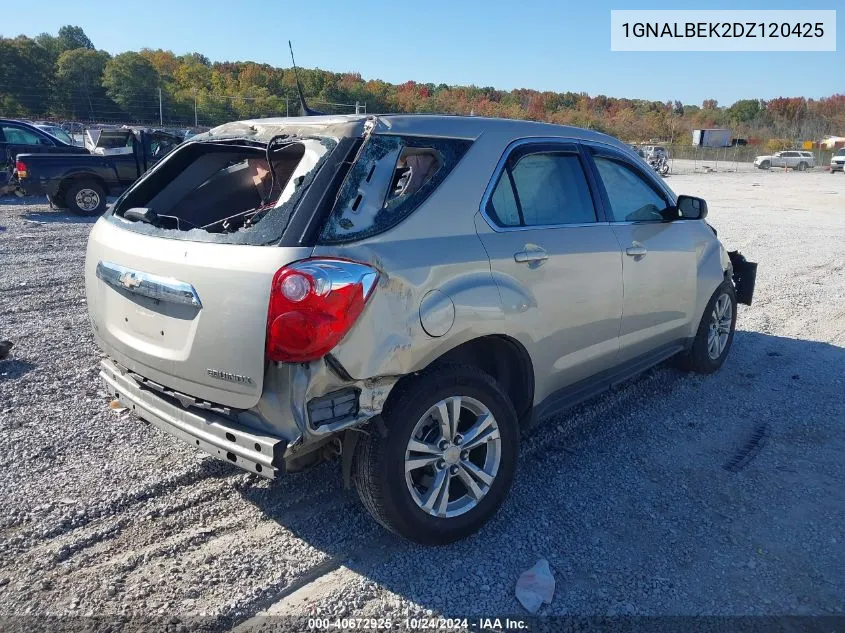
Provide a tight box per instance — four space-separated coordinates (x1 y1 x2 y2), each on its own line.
1 167 844 628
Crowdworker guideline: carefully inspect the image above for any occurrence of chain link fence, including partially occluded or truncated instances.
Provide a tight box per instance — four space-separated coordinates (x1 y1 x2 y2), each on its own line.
656 144 837 175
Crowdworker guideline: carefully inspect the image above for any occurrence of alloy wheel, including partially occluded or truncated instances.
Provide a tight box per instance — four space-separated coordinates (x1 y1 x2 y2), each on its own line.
404 396 501 518
707 293 733 360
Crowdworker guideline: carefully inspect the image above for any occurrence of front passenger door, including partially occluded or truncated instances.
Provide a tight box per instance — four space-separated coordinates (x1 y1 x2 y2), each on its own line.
588 148 699 363
475 141 624 403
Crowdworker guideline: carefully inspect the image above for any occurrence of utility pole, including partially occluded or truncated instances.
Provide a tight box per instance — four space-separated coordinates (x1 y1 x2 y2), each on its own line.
285 97 289 117
194 89 198 127
158 87 163 126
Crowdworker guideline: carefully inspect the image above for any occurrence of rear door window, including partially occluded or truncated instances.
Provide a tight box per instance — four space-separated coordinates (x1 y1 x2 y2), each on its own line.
320 134 471 244
486 150 597 227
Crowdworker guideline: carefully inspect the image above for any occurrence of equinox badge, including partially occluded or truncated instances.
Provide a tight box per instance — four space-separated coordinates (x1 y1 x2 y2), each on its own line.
206 368 254 385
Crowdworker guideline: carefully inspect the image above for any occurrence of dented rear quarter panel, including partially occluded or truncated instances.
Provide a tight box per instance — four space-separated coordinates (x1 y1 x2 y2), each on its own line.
311 131 515 381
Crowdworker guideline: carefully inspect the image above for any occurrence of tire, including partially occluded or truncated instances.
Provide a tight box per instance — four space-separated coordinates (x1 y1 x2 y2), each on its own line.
759 161 770 170
353 364 519 544
676 282 737 374
660 161 670 176
797 162 807 172
65 179 106 216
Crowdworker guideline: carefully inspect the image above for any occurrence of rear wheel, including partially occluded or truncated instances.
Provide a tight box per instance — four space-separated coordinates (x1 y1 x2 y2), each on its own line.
677 282 737 374
353 365 519 544
797 162 807 172
65 179 106 215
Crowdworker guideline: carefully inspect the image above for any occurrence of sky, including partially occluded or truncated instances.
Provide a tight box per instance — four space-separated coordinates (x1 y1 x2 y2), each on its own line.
5 0 843 106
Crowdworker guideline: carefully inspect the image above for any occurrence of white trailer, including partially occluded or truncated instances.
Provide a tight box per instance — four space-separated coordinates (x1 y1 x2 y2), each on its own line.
693 128 732 148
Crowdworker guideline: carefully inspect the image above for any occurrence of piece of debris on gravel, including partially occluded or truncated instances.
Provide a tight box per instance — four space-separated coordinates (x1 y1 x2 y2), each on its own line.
1 172 844 625
515 558 555 613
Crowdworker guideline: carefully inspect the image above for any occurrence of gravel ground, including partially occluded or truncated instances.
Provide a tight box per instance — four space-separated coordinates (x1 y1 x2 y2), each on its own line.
1 167 844 629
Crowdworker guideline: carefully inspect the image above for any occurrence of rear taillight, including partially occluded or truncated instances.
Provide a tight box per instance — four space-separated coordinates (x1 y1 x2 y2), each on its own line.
15 160 27 179
266 258 379 363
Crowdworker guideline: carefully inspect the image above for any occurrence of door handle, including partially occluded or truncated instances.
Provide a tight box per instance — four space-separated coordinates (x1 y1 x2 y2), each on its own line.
626 244 647 257
514 249 548 263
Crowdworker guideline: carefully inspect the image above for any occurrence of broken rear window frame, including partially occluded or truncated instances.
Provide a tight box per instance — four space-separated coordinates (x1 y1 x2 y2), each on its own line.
105 136 338 246
319 134 473 245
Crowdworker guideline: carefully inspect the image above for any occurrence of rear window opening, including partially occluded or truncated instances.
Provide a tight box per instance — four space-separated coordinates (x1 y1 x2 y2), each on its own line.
110 137 336 245
320 134 471 244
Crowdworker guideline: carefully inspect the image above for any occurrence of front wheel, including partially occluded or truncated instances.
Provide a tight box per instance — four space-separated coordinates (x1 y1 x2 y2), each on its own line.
353 365 519 544
759 161 770 170
65 179 106 215
677 282 737 374
797 162 807 172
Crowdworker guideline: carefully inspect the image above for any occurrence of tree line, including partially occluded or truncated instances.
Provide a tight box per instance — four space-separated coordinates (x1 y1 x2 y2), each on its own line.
1 25 843 147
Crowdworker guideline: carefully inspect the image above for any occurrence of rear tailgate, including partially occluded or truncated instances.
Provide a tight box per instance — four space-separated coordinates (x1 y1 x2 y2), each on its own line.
85 218 312 409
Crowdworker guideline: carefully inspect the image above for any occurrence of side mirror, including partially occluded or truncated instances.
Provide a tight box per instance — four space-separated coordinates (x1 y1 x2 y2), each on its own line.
677 195 708 219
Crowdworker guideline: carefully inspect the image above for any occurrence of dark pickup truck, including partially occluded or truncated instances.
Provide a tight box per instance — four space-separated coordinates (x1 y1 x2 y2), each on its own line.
15 128 181 214
1 118 88 195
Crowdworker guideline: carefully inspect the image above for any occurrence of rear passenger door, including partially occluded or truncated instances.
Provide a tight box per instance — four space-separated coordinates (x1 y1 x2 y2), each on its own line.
475 140 624 403
585 145 698 363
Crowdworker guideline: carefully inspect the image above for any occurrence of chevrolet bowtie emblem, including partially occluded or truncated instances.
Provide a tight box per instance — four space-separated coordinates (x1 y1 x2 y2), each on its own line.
119 271 141 289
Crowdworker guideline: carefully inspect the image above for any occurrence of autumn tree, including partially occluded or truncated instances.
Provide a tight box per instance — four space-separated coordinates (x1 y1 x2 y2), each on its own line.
102 52 160 120
56 48 111 119
1 26 844 138
57 26 94 52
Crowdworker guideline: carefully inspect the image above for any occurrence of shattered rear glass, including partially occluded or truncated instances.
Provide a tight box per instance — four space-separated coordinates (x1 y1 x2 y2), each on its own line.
106 137 336 246
320 134 472 244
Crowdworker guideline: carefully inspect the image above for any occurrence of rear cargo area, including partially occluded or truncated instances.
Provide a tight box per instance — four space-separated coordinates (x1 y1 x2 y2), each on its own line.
84 117 367 408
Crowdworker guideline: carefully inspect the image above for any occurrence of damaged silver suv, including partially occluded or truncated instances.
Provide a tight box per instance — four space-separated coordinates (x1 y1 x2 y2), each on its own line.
85 115 757 544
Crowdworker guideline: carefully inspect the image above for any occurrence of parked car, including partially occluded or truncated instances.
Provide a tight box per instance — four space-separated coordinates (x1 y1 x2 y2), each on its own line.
0 118 88 194
798 151 817 166
15 128 181 214
754 150 815 171
33 122 80 147
831 148 845 173
84 115 757 544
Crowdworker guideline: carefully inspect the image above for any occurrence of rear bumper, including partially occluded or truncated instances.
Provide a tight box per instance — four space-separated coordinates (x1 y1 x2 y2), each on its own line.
15 178 51 197
99 359 286 479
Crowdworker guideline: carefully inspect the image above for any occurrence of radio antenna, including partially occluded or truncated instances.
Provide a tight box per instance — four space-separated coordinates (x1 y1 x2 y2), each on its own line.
288 41 324 116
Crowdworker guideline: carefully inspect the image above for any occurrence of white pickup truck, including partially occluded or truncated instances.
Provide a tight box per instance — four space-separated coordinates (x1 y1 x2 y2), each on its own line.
754 150 815 171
